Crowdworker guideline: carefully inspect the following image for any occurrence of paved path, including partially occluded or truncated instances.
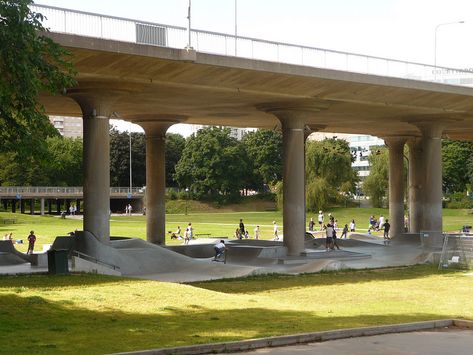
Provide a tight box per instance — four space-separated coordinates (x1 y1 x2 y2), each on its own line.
224 329 473 355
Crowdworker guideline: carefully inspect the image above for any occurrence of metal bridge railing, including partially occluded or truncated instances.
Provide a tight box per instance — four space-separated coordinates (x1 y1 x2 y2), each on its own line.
0 186 145 196
31 4 473 86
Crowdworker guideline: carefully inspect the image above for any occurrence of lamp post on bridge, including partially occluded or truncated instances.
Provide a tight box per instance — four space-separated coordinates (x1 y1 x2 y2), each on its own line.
434 20 464 81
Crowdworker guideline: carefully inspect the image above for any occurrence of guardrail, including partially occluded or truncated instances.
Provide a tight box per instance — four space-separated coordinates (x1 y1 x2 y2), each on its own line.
30 4 473 86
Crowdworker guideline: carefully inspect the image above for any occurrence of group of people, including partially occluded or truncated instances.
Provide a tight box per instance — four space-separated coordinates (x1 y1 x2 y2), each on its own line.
124 204 133 216
234 219 279 240
3 231 36 254
169 223 194 244
309 210 392 248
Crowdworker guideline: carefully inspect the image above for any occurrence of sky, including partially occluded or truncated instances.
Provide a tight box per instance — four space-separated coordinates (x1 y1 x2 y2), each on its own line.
33 0 473 135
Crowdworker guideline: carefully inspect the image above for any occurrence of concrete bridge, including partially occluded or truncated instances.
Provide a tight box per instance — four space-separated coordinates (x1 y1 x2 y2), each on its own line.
0 187 144 215
32 5 473 255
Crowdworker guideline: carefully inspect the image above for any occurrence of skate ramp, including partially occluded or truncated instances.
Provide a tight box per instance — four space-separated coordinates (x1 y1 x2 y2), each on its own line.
0 252 27 265
0 240 32 263
70 232 261 280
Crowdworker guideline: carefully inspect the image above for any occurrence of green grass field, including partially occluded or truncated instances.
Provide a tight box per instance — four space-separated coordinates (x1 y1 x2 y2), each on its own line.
0 265 472 354
1 206 473 253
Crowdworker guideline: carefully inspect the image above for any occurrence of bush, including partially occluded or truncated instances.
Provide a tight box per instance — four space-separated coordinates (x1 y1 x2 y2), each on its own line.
445 192 473 209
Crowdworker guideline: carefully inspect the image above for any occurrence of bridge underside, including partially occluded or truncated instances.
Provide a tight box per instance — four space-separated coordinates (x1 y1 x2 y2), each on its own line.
38 33 473 254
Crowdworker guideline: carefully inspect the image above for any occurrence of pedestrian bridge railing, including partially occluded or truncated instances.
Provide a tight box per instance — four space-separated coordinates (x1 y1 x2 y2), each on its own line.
0 186 145 198
31 4 473 87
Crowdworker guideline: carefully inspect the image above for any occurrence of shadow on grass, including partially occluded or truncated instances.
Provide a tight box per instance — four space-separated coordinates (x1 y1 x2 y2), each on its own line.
0 292 466 355
190 264 460 294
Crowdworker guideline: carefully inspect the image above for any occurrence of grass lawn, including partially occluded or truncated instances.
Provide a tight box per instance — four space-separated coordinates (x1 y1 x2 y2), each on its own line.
1 206 473 252
0 265 472 354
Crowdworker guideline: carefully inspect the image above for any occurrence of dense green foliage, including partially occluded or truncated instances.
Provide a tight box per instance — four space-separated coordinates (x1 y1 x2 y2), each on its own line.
0 0 75 156
362 147 389 207
109 128 146 187
305 138 358 210
175 127 247 201
165 133 186 187
0 135 82 186
442 140 473 194
242 129 282 189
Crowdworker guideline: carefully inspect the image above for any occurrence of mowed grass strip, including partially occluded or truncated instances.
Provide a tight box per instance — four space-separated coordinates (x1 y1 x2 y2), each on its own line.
0 265 472 354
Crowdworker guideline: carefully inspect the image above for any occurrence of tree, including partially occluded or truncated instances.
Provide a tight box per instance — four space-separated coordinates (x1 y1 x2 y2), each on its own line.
0 136 83 186
0 0 76 156
43 136 83 186
242 129 283 189
174 127 247 201
442 140 473 194
362 147 389 207
109 128 146 187
165 133 185 187
305 138 358 210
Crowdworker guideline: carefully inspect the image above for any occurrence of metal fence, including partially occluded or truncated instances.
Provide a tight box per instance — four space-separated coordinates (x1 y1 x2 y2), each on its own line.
31 4 473 86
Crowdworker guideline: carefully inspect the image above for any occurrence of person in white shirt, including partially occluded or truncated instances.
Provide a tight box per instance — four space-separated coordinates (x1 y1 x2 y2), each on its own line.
213 240 226 260
318 211 324 230
254 225 260 240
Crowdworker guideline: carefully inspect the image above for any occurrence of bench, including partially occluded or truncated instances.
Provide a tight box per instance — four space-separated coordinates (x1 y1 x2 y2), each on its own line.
0 218 17 224
195 233 211 237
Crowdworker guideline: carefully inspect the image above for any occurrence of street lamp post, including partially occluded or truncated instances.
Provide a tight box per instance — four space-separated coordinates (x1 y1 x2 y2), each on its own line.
129 129 132 195
185 187 189 215
434 20 464 81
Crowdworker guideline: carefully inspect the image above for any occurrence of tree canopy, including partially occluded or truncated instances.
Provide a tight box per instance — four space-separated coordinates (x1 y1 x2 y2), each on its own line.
0 0 75 156
305 138 358 210
109 128 146 187
174 127 247 201
442 140 473 194
362 147 389 208
242 129 282 189
165 133 186 187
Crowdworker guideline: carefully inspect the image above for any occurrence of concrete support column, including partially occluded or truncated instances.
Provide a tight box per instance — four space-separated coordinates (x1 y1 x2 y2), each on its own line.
20 200 25 214
56 199 61 214
384 137 407 238
407 137 423 233
40 198 45 216
414 123 445 232
136 119 181 245
12 200 16 213
258 101 328 256
68 88 124 243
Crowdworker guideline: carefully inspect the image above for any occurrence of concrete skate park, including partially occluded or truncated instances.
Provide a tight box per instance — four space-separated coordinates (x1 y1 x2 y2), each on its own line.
4 22 473 281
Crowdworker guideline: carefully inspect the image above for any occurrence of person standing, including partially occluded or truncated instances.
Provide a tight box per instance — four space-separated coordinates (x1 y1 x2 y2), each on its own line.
273 221 279 240
341 224 349 238
325 223 334 251
350 219 356 232
383 219 391 245
318 210 324 230
239 219 245 236
27 231 36 254
254 225 260 240
308 217 315 232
